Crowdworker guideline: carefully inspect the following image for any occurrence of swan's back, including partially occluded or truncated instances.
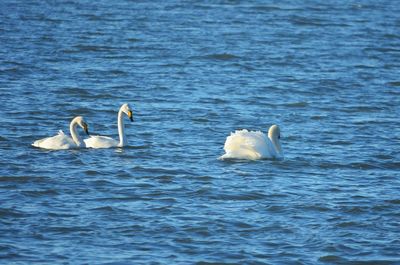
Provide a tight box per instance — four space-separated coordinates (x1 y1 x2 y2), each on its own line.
84 135 119 149
32 131 77 150
220 129 270 160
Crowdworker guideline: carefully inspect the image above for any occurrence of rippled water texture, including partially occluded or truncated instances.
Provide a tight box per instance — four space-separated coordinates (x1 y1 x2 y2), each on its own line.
1 1 400 264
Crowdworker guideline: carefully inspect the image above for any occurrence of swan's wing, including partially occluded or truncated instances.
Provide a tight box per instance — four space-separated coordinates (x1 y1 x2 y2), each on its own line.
220 130 269 160
84 135 118 148
250 131 273 158
32 133 76 150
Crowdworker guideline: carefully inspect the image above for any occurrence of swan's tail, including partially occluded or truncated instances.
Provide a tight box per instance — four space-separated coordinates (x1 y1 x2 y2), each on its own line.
32 138 46 148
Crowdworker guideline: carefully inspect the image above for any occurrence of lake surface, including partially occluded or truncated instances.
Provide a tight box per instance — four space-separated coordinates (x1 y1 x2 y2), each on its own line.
1 1 400 264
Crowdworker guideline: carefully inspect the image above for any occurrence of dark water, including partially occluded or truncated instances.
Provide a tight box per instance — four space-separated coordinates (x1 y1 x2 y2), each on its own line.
1 1 400 264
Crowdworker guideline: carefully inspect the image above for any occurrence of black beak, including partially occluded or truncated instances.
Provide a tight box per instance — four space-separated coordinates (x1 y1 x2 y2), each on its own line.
84 125 90 135
128 111 134 122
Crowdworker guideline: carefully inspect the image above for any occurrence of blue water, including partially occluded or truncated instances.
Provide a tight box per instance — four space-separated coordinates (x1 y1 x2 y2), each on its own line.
1 1 400 264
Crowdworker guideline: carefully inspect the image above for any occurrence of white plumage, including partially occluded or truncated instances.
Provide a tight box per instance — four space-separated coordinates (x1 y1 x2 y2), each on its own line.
219 125 283 160
32 116 89 150
84 103 133 149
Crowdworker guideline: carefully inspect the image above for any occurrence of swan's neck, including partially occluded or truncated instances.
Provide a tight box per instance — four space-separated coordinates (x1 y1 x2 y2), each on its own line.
70 121 83 147
269 136 283 158
117 110 127 147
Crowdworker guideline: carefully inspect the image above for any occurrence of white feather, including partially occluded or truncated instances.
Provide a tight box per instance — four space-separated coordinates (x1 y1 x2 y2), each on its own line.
219 125 283 160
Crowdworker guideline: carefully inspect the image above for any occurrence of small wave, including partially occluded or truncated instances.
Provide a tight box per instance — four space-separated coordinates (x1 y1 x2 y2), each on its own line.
387 81 400 87
21 189 59 197
373 154 393 160
354 64 376 69
318 255 345 262
290 16 327 26
382 162 400 170
156 175 174 184
191 53 241 61
73 44 118 52
349 162 382 170
0 208 27 218
265 205 285 212
232 62 255 71
125 144 152 150
251 5 288 12
188 188 211 196
109 69 128 75
232 221 254 229
283 101 309 108
197 97 228 104
131 166 194 176
196 175 213 182
0 176 47 184
385 199 400 205
96 195 145 202
90 206 117 212
160 63 185 68
211 192 266 201
364 47 400 53
46 225 93 234
192 117 209 123
0 67 31 76
310 115 327 120
343 106 383 113
0 244 27 259
84 14 103 21
208 53 240 60
300 204 333 212
59 87 93 97
62 45 117 54
326 140 353 146
318 161 381 170
47 212 78 218
340 206 367 214
84 170 100 176
336 221 359 228
383 33 400 39
127 37 141 42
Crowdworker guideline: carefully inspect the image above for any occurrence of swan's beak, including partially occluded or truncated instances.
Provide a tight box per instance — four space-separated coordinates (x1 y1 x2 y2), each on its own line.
83 123 89 135
128 110 134 122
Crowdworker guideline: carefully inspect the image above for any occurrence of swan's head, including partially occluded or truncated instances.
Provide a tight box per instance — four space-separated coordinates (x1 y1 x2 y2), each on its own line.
73 116 89 135
268 125 283 158
121 103 134 122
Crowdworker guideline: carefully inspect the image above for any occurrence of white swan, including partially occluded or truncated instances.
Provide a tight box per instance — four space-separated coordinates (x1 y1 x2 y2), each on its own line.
219 125 283 160
32 116 89 150
84 103 133 148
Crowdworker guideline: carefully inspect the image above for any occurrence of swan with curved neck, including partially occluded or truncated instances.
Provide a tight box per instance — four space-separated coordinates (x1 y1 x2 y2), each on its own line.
84 103 133 148
32 116 89 150
219 124 283 160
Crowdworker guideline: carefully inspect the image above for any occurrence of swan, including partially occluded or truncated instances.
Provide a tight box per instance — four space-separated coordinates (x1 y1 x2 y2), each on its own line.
84 103 133 148
219 125 283 160
32 116 89 150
